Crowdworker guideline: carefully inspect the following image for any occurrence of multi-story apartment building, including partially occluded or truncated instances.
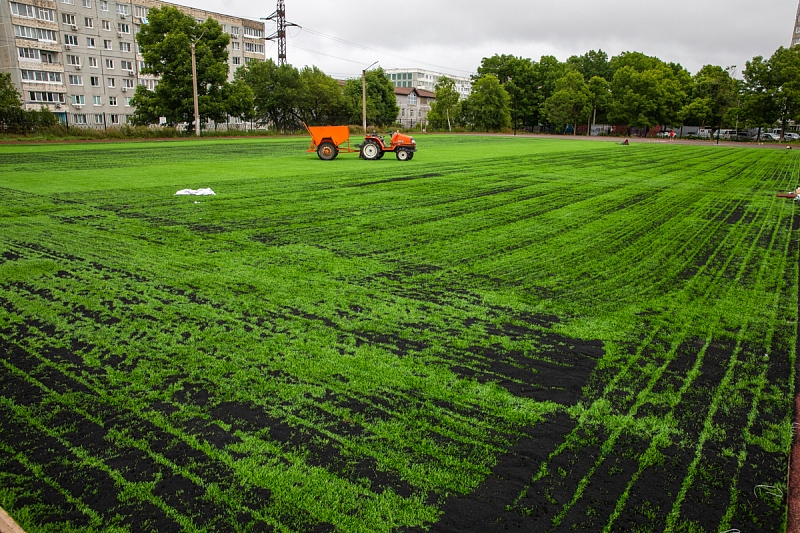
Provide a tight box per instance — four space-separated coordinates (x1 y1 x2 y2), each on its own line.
793 1 800 46
384 67 472 99
0 0 265 128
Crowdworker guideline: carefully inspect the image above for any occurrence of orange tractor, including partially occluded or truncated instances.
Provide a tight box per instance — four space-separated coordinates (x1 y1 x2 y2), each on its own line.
304 124 417 161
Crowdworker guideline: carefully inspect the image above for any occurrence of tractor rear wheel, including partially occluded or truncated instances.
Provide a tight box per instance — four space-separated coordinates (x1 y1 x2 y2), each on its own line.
396 148 410 161
317 142 338 161
362 142 380 160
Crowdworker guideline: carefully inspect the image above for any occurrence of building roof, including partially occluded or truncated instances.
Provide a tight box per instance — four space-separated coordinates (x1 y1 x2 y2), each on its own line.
394 87 436 99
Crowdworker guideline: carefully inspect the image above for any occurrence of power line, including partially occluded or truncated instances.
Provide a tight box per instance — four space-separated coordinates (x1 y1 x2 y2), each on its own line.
296 26 474 76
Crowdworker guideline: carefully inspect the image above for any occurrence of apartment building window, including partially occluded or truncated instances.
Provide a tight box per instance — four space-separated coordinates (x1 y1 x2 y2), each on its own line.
12 3 56 21
230 26 239 36
125 97 132 106
14 25 57 42
18 47 41 61
68 74 83 85
116 5 129 15
102 20 110 30
10 2 35 17
94 114 103 125
105 59 114 69
88 57 97 67
120 42 131 52
110 114 119 124
61 0 74 4
62 13 76 25
134 6 148 18
243 27 263 38
232 42 240 51
123 78 134 88
64 34 79 46
82 0 91 7
71 94 85 105
408 93 417 105
245 42 264 53
137 61 146 71
93 95 101 105
104 40 112 50
100 0 108 10
121 60 133 71
109 96 117 106
90 76 99 86
232 57 241 65
118 23 130 33
86 37 95 47
107 78 115 87
66 54 81 66
30 91 65 103
21 70 62 83
73 114 87 124
85 17 93 28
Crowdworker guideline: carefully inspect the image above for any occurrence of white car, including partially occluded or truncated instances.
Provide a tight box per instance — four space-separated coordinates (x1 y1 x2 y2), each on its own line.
785 132 800 140
761 133 780 141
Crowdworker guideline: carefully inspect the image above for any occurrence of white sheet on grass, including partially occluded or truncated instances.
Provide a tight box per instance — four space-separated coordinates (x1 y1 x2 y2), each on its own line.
175 188 216 196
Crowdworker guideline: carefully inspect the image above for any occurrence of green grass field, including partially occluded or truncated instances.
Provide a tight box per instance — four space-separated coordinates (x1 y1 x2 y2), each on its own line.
0 135 797 532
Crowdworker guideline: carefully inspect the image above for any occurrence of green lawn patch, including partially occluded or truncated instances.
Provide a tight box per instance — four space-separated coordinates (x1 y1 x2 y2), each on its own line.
0 135 796 532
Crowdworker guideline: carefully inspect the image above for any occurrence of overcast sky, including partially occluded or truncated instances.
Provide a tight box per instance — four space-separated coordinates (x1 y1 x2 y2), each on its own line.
176 0 797 80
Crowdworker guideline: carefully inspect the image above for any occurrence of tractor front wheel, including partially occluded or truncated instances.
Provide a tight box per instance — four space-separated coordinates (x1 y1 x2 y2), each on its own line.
361 142 380 160
396 148 411 161
317 142 338 161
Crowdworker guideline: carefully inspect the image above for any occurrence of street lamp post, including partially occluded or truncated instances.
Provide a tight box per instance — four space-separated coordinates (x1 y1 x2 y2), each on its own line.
190 27 208 137
362 61 378 133
191 41 200 137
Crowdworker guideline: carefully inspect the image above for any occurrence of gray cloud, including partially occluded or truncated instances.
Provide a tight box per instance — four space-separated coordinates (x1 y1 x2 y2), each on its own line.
181 0 797 78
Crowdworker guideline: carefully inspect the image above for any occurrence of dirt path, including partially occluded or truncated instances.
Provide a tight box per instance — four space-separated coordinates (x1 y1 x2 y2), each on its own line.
788 395 800 533
0 508 25 533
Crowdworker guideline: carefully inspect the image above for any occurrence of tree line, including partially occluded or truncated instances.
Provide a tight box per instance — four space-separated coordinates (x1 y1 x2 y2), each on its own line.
429 47 800 139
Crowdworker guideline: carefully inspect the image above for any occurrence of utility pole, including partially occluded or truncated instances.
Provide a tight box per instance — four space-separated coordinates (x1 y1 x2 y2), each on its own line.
263 0 299 66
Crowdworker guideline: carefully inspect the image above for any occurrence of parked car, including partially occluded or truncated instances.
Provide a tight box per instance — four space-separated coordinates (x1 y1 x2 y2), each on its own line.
785 132 800 140
761 132 780 141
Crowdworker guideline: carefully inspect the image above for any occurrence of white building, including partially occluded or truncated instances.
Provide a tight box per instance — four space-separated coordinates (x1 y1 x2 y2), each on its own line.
384 67 472 99
0 0 265 128
793 0 800 46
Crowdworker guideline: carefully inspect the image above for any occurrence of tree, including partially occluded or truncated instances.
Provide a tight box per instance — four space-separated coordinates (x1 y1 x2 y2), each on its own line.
342 68 398 127
768 46 800 140
608 52 689 131
477 54 543 130
237 59 303 132
0 73 24 133
225 78 255 128
297 66 347 126
586 76 610 131
427 76 460 131
740 56 779 140
131 6 231 129
544 71 591 134
680 65 737 129
567 50 612 82
461 74 510 132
